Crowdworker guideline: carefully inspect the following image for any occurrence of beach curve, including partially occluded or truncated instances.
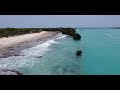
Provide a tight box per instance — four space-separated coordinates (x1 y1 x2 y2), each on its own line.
0 31 59 58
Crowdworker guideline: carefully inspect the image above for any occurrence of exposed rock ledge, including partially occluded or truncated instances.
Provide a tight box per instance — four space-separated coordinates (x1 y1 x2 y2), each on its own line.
0 69 23 75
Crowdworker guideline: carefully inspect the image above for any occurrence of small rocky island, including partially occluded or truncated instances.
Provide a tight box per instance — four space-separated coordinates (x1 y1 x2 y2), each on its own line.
76 50 82 56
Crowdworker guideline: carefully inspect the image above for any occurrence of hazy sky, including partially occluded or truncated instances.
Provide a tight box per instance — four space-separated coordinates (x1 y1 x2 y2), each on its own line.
0 15 120 28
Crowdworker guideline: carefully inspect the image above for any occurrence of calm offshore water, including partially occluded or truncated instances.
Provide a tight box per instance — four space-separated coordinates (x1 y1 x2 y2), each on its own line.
1 29 120 75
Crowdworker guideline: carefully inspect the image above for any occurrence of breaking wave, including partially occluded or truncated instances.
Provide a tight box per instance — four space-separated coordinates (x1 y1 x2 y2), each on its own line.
0 33 68 70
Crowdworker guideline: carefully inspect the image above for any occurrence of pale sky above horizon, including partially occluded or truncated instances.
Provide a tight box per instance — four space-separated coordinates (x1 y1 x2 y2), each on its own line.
0 15 120 28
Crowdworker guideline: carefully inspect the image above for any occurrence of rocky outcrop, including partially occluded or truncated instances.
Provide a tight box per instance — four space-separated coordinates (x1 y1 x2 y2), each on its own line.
60 28 76 36
0 69 23 75
76 50 82 56
73 33 81 40
42 28 81 40
59 28 81 40
42 28 76 36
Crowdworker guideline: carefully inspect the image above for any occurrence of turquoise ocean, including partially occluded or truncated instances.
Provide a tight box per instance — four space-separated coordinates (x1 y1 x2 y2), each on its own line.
0 28 120 75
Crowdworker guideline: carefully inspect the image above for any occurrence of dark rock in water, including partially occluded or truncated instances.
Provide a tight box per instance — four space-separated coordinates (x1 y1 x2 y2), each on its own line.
73 33 81 40
0 69 23 75
76 50 82 56
35 56 43 58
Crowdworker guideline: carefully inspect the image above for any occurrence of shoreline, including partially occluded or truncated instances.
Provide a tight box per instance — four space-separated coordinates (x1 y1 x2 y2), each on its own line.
0 31 59 58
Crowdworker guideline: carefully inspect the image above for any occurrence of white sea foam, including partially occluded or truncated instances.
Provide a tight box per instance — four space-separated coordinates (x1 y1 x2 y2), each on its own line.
20 39 59 57
55 33 68 40
0 39 59 69
0 33 67 70
0 56 37 69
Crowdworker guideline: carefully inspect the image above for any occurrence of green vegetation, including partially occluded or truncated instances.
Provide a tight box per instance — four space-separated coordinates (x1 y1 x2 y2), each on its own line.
42 27 76 35
0 27 80 40
0 28 42 38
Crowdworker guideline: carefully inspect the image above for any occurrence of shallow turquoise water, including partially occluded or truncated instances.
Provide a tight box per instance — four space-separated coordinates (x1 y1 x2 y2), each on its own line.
80 29 120 75
1 29 120 75
19 30 81 75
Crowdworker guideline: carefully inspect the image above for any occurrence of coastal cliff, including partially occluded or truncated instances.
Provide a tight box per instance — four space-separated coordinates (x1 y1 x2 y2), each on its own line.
42 28 81 40
0 28 81 40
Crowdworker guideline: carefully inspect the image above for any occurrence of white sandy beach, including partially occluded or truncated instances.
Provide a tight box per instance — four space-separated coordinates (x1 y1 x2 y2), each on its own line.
0 31 59 58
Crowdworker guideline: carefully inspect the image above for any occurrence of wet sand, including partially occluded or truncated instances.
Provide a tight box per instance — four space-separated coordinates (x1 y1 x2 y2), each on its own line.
0 31 59 58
